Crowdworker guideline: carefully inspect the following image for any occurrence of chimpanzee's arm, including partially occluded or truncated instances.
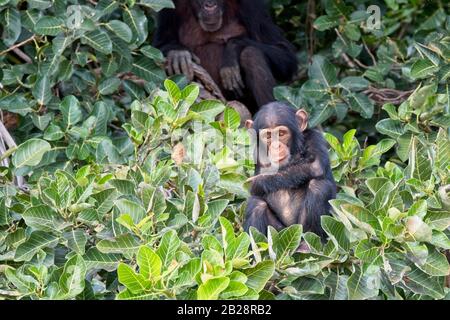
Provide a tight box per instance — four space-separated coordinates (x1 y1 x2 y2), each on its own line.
299 179 336 241
152 9 186 54
250 158 324 196
237 0 298 81
250 130 331 196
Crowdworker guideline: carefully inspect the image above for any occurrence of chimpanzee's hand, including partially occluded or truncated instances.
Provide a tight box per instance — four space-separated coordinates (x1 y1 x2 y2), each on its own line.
220 64 245 97
247 174 272 196
166 50 200 81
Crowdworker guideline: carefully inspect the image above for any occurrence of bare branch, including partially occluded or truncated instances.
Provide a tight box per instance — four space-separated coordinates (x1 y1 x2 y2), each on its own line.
0 35 36 56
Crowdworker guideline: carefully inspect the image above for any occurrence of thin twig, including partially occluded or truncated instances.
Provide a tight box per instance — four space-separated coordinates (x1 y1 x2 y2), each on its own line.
12 48 32 63
0 120 17 149
335 28 369 69
364 86 414 105
353 58 369 69
0 138 9 167
342 53 356 68
362 39 377 66
0 120 25 188
306 0 316 59
0 35 36 56
0 289 21 297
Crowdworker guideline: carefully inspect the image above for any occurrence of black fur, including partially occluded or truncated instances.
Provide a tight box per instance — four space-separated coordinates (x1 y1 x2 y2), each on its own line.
152 0 298 108
235 0 298 81
244 102 337 240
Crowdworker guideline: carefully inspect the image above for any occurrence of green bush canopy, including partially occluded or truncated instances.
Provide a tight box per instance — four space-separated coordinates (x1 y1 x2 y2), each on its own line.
0 0 449 300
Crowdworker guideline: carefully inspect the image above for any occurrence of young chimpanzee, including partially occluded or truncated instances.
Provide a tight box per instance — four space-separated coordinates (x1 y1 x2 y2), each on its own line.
244 102 336 239
153 0 298 111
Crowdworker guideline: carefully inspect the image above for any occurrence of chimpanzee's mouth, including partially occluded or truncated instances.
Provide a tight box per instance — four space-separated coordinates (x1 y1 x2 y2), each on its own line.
200 16 223 32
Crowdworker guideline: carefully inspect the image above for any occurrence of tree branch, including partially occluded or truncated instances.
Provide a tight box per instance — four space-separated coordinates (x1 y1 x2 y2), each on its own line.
0 36 36 57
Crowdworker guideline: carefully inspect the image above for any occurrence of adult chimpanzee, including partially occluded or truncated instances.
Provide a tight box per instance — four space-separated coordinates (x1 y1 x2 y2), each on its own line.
152 0 298 110
244 102 336 239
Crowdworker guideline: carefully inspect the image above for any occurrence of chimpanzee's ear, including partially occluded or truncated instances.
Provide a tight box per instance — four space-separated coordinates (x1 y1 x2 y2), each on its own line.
245 120 254 129
296 109 309 132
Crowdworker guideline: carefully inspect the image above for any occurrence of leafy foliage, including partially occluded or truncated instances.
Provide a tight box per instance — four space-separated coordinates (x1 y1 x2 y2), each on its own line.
0 0 449 300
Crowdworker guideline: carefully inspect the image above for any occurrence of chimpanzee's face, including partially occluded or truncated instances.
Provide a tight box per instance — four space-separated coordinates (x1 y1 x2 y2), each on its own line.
191 0 224 32
246 104 309 170
258 125 292 166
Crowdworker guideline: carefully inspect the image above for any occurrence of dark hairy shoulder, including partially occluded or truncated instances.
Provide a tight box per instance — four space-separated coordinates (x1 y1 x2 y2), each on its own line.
303 129 330 164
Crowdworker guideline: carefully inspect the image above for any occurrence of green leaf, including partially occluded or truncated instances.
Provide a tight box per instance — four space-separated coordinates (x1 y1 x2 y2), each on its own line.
164 79 181 103
416 250 450 277
223 107 241 130
32 75 52 105
347 266 379 300
410 59 439 79
5 268 37 293
117 263 150 294
274 225 302 263
115 199 146 224
419 8 446 30
12 138 51 168
344 23 361 41
191 100 226 121
97 234 140 255
409 83 436 109
427 211 450 231
60 95 83 129
221 281 248 299
137 246 162 280
375 119 405 138
226 233 251 264
219 216 235 248
81 29 112 55
325 272 349 300
2 8 21 46
321 216 350 251
139 0 175 12
347 92 374 118
197 277 230 300
92 188 119 217
83 248 121 272
14 231 59 261
309 55 338 88
116 289 154 300
243 261 275 293
291 277 324 295
63 230 87 255
106 20 132 43
403 265 445 299
123 7 148 44
354 240 380 263
156 230 180 268
0 199 9 226
141 45 165 62
313 15 339 31
59 255 86 298
438 64 450 82
340 77 369 91
27 0 52 9
274 86 303 107
98 77 121 95
35 16 64 36
132 56 165 84
21 205 61 231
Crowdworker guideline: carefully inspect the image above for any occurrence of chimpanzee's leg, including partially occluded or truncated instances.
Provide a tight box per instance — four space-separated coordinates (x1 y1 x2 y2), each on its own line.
298 179 336 240
244 196 285 234
240 46 277 107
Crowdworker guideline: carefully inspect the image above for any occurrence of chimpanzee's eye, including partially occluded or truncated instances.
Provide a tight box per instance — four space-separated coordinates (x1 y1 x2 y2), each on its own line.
279 131 285 137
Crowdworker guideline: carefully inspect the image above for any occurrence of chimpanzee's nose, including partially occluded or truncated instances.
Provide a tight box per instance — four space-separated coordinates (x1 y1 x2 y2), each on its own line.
204 0 217 11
